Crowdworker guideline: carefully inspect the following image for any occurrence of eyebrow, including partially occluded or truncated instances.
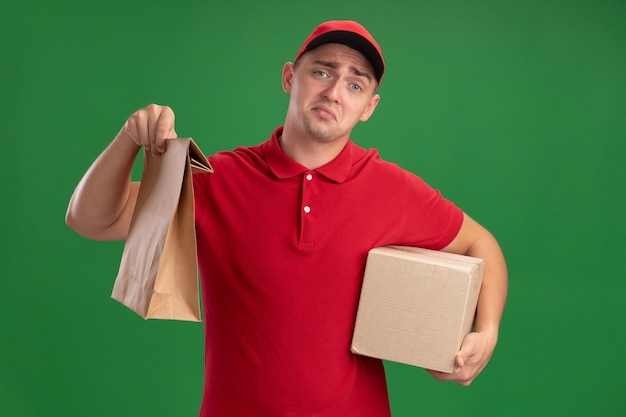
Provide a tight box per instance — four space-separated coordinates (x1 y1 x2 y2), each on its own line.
312 59 373 82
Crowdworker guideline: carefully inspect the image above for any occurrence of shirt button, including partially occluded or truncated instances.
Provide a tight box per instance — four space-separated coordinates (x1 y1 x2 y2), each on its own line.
306 173 313 181
303 206 311 213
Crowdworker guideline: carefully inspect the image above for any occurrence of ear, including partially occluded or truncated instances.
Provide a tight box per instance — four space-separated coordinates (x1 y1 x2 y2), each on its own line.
359 93 381 122
282 62 295 93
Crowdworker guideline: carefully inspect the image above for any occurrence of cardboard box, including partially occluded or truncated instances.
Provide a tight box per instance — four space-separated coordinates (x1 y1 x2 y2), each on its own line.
351 246 484 373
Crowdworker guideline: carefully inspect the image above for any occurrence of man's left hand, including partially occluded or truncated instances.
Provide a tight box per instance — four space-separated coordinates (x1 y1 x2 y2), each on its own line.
426 331 495 386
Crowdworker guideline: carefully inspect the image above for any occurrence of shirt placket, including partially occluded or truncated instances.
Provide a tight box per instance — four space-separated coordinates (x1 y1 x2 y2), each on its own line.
299 171 316 249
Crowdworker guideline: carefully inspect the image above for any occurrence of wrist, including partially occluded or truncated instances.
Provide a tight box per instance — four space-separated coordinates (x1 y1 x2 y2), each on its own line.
474 322 499 346
115 127 142 154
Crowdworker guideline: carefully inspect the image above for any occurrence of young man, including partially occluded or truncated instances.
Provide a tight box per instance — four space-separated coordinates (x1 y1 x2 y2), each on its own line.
66 20 507 417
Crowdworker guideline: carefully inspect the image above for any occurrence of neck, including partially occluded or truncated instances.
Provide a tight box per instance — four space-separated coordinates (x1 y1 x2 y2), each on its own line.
279 125 348 169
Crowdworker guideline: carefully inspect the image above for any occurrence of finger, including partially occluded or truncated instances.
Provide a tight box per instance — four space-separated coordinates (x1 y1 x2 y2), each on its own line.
457 332 480 366
426 369 444 381
131 111 151 150
428 365 474 386
426 367 459 383
154 106 175 154
131 108 151 151
147 104 162 153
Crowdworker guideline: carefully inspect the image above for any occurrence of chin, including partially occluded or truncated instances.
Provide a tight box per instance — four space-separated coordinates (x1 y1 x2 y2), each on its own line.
301 120 337 141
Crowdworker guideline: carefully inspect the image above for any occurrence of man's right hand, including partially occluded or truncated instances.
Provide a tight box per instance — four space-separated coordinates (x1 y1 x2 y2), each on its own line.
124 104 178 157
66 104 178 240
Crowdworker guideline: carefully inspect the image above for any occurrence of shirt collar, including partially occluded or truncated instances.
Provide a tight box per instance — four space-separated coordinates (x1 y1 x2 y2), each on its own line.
263 126 355 184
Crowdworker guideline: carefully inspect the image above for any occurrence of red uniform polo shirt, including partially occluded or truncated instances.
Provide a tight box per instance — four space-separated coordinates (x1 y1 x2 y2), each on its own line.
192 126 463 417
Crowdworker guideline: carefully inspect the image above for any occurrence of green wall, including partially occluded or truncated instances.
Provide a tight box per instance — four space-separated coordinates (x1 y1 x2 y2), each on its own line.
2 0 625 415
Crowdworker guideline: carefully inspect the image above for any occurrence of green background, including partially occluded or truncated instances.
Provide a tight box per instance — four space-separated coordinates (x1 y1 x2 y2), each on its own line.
2 0 625 415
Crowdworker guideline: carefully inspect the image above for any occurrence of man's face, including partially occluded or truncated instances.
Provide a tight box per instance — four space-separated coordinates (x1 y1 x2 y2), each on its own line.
282 43 380 144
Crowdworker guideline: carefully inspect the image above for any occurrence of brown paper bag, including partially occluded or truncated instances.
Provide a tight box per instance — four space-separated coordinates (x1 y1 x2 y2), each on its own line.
111 138 212 321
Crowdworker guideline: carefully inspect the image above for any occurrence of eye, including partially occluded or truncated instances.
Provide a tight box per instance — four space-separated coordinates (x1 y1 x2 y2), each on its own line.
314 70 329 78
351 83 363 92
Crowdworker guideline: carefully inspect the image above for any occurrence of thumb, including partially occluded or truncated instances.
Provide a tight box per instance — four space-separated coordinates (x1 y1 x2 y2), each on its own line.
155 129 178 154
456 335 477 369
456 351 467 368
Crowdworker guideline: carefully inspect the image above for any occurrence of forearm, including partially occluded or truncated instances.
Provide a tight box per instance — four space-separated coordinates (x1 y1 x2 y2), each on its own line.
65 128 141 240
443 214 508 343
466 231 508 344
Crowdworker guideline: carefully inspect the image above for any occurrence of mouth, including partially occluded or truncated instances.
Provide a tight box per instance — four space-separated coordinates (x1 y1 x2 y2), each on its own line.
311 105 337 121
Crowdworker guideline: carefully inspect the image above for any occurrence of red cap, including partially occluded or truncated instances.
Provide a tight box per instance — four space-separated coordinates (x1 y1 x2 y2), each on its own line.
295 20 385 84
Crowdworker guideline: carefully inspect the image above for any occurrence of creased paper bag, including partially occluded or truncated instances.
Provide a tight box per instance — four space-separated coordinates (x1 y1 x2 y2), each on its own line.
111 138 212 321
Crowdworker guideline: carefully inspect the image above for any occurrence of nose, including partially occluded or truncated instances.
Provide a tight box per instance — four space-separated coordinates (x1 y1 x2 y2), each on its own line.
323 79 342 103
